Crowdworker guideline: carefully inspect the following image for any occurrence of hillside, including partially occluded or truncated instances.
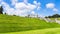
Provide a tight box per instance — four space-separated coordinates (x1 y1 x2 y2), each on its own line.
0 14 60 33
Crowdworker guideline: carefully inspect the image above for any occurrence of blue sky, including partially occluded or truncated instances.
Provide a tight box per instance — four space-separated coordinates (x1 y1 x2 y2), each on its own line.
0 0 60 17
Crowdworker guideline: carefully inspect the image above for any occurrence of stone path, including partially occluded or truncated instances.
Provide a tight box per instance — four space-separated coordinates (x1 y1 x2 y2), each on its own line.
55 18 60 24
41 18 60 24
41 18 53 22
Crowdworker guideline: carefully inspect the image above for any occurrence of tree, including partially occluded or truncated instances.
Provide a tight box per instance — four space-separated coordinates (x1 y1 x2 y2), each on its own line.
45 14 60 18
45 16 48 18
0 6 3 14
27 14 30 17
52 14 60 18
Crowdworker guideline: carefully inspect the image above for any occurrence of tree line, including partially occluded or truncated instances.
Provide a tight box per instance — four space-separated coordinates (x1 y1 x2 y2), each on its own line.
45 14 60 18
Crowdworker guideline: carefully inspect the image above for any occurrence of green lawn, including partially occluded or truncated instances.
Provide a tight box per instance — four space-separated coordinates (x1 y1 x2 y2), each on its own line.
2 28 60 34
0 14 60 33
50 18 55 20
57 18 60 20
50 18 60 20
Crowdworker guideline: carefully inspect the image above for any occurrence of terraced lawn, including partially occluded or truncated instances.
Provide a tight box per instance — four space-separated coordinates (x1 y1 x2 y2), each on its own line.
0 14 60 34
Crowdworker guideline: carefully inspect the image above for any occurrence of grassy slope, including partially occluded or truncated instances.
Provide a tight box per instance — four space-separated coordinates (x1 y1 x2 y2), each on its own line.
3 28 60 34
50 18 60 20
0 14 60 33
50 18 55 20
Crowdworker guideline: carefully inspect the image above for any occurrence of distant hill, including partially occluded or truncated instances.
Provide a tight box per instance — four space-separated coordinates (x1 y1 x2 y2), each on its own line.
0 14 60 33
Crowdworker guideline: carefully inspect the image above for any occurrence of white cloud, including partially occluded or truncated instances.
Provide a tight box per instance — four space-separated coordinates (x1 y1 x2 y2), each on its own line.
37 2 41 6
27 3 36 11
46 3 55 9
33 1 41 10
39 15 45 17
37 7 40 10
15 3 27 9
53 8 58 12
15 2 36 11
11 0 18 5
0 0 3 5
31 11 35 14
46 3 58 12
33 1 37 5
1 2 11 11
24 0 28 4
37 2 41 10
0 0 2 2
0 0 41 17
14 2 36 16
